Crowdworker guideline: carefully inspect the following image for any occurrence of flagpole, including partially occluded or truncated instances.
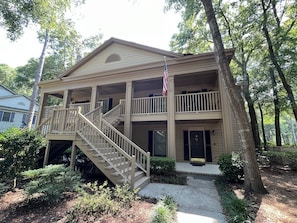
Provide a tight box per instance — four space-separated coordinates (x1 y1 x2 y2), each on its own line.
162 56 168 96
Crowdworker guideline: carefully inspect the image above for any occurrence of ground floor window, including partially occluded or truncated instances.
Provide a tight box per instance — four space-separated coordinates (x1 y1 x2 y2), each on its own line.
0 111 15 122
149 130 167 157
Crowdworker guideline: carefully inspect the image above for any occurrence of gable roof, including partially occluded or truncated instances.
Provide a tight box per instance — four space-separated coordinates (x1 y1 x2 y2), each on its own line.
59 37 183 78
0 84 16 96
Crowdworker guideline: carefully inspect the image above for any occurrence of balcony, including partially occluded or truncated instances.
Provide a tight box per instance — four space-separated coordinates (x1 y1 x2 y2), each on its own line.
41 91 222 123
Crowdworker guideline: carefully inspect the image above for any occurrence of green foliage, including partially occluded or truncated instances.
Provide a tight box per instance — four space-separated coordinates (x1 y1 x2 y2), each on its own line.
152 195 177 223
265 150 297 170
215 177 253 223
0 128 45 183
0 181 10 197
217 153 244 183
21 164 81 203
150 157 175 175
68 181 139 221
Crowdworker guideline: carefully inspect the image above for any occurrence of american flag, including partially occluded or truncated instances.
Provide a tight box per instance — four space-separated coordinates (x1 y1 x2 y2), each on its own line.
162 58 168 96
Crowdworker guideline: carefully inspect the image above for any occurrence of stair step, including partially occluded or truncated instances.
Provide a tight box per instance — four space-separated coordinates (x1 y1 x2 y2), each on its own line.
105 161 130 170
134 176 150 190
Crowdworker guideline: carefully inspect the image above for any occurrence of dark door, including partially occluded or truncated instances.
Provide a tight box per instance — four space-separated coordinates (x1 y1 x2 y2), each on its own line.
190 131 205 158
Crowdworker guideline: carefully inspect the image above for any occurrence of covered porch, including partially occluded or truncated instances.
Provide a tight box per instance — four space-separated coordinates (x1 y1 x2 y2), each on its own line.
175 162 222 176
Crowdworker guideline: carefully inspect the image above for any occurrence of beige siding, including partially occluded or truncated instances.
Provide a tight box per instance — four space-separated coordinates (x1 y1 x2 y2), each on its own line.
175 121 224 163
131 122 166 152
70 44 164 77
231 110 241 152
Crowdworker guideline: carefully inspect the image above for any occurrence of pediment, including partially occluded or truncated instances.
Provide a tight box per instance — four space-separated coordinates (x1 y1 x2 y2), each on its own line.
60 38 181 78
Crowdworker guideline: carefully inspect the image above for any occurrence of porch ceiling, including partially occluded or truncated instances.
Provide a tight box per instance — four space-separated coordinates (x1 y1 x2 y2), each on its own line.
175 71 217 87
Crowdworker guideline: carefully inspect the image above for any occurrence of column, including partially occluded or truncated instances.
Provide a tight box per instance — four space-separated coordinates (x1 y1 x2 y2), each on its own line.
90 86 98 111
219 73 234 152
167 76 176 159
43 141 51 167
124 81 133 138
36 92 48 126
70 142 77 170
63 89 72 108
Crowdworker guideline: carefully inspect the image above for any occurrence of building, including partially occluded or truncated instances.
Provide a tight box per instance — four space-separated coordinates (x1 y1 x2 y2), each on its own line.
37 38 240 188
0 84 38 132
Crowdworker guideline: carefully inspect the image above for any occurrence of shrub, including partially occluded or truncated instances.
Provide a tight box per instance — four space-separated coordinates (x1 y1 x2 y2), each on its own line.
217 153 244 183
265 150 297 170
0 128 45 186
265 151 283 165
0 181 9 197
286 151 297 171
21 164 81 203
215 177 253 223
152 195 177 223
68 181 139 221
150 157 175 175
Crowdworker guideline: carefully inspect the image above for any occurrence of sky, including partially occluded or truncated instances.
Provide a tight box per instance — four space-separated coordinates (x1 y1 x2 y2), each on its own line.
0 0 181 68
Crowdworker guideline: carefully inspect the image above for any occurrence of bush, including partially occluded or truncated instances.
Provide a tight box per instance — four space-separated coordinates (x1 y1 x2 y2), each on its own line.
286 151 297 171
150 157 175 175
265 150 297 170
152 195 177 223
217 153 244 183
0 128 45 186
0 181 9 197
68 181 139 221
21 164 81 203
215 177 253 223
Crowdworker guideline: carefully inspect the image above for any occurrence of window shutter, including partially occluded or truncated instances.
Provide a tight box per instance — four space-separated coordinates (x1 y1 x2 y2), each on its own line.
148 130 153 155
10 112 15 122
183 130 189 160
22 114 26 122
33 115 36 124
0 111 2 121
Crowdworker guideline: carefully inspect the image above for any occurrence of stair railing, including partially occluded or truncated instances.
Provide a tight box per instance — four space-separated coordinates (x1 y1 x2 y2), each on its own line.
76 110 136 186
103 101 124 125
99 117 150 176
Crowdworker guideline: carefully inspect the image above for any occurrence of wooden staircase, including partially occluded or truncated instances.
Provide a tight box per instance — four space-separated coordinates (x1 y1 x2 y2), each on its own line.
38 105 150 190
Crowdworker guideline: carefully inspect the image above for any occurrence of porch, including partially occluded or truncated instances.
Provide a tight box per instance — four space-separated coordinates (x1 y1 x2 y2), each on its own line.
40 91 222 123
175 162 222 176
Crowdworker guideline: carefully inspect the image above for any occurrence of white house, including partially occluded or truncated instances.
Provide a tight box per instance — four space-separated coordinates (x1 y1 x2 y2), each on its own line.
0 84 39 132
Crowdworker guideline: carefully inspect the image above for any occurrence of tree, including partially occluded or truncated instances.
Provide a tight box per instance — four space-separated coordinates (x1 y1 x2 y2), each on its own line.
0 0 85 129
166 0 267 193
260 0 297 122
0 64 17 90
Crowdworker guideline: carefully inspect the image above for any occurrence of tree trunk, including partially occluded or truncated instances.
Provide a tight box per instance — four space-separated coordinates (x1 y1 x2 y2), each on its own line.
261 0 297 122
258 103 267 150
201 0 267 194
26 30 49 129
242 70 261 149
270 68 281 146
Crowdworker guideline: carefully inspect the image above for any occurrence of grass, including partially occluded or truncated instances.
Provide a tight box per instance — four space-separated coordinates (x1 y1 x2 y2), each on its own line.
215 176 253 223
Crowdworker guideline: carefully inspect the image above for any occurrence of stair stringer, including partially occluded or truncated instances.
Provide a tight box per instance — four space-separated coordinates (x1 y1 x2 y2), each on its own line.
74 136 124 185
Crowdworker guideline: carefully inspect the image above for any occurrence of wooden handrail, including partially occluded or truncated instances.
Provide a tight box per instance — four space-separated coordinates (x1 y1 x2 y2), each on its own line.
101 118 149 175
77 112 135 184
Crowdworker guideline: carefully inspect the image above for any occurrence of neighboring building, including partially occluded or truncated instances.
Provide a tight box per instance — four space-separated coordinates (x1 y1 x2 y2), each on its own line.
37 38 240 188
0 84 39 132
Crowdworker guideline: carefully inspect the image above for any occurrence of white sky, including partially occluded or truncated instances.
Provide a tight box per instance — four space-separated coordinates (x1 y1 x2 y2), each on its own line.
0 0 181 68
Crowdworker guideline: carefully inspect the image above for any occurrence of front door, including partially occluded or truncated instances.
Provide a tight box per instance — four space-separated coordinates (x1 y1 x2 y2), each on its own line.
189 131 205 158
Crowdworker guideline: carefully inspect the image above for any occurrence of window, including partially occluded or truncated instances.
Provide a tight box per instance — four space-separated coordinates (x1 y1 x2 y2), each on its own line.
22 114 36 124
105 54 121 63
153 130 167 157
0 111 15 122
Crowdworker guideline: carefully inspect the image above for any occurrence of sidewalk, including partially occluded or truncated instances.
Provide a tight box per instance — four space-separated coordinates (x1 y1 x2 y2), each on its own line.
139 176 227 223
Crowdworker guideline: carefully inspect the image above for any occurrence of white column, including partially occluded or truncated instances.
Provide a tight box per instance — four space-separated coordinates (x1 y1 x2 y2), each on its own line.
124 81 133 138
167 76 176 159
90 86 98 111
63 89 72 108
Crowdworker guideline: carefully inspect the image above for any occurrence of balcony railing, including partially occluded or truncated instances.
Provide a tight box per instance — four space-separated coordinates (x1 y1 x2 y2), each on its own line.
131 96 167 114
176 91 221 112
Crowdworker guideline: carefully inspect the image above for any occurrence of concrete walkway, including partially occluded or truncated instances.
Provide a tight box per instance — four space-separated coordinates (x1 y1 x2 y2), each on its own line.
139 176 227 223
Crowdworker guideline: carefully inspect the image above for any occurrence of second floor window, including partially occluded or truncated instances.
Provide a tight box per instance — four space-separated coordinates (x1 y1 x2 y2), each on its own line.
0 111 15 122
